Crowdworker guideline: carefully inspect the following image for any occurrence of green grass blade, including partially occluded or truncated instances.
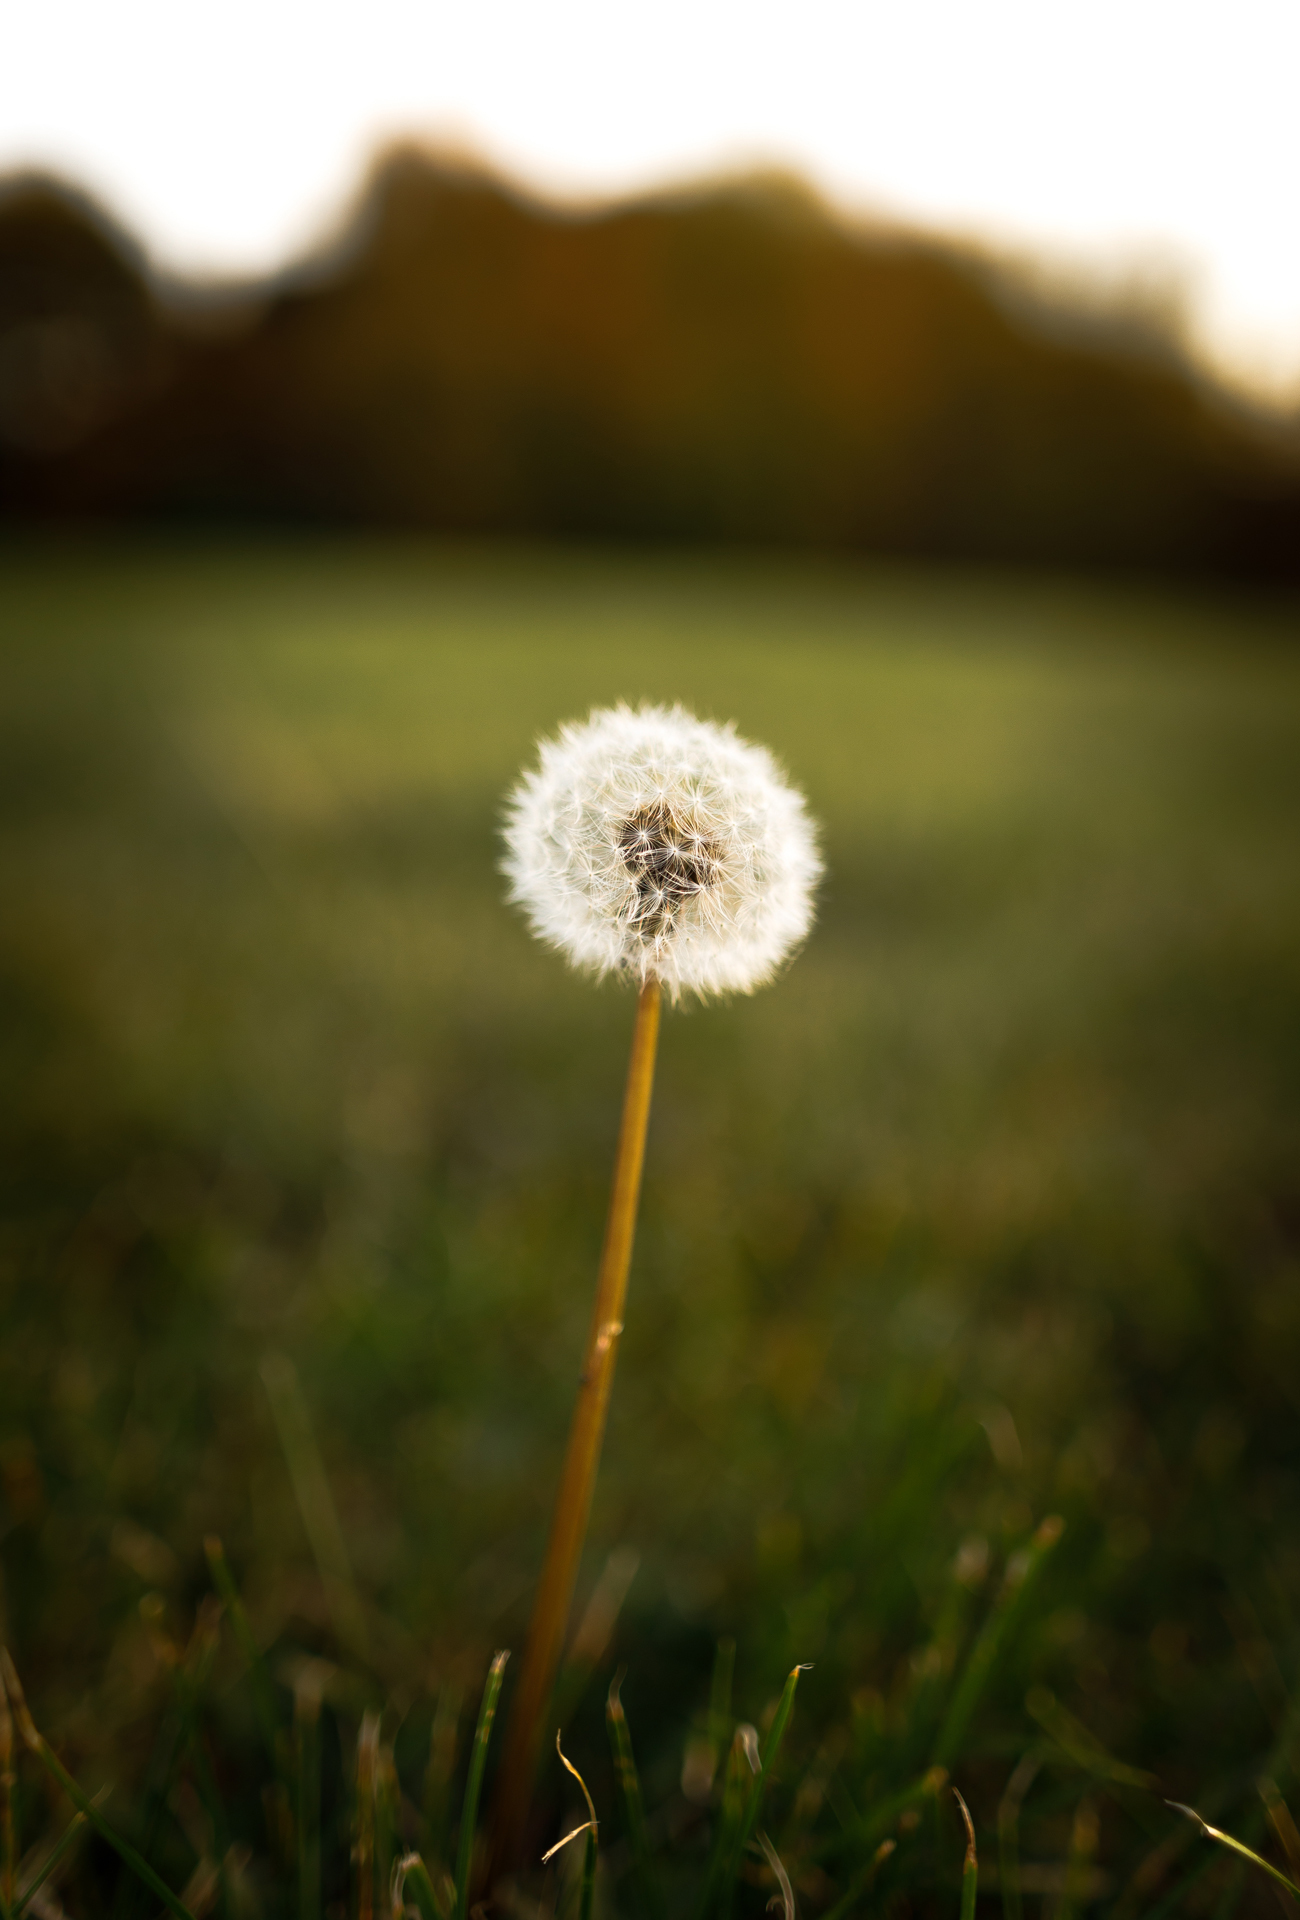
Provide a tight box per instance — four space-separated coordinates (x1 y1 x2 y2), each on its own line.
1 1675 14 1920
168 1600 232 1869
453 1652 508 1920
554 1548 641 1732
1057 1798 1099 1920
294 1671 323 1920
422 1681 464 1868
357 1711 379 1920
204 1537 286 1778
376 1739 401 1913
13 1811 88 1919
996 1753 1039 1920
261 1353 370 1666
954 1789 978 1920
1168 1802 1300 1902
109 1710 186 1920
737 1666 801 1848
1025 1688 1156 1792
0 1650 195 1920
606 1674 662 1920
717 1665 808 1920
395 1853 450 1920
840 1765 950 1856
709 1641 735 1774
682 1638 736 1811
579 1827 597 1920
759 1667 805 1776
694 1726 755 1920
420 1681 460 1873
933 1518 1064 1769
903 1543 990 1760
842 1764 946 1858
816 1839 897 1920
1261 1782 1300 1888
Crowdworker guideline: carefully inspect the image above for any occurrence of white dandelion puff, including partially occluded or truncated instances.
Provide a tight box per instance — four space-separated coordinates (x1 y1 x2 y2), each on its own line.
501 703 822 998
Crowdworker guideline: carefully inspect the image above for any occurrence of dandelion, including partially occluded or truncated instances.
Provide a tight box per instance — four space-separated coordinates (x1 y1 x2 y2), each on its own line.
502 703 821 1000
491 706 820 1866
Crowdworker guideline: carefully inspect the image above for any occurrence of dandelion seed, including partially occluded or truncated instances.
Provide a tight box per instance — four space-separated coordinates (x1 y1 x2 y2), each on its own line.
502 703 822 998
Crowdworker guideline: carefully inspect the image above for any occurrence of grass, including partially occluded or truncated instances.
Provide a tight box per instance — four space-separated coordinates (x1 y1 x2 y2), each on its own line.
0 536 1298 1917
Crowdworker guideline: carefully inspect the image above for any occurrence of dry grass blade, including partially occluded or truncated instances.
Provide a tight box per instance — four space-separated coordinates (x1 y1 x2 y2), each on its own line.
542 1735 600 1920
954 1789 978 1920
0 1649 196 1920
540 1824 596 1868
542 1730 599 1865
756 1831 794 1920
1168 1801 1300 1902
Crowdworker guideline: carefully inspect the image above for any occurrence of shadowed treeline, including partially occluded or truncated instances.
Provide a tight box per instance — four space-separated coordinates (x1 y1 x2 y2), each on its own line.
3 148 1300 573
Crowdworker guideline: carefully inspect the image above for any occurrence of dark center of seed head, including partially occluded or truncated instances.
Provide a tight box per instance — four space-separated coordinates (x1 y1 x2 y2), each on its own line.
618 803 718 935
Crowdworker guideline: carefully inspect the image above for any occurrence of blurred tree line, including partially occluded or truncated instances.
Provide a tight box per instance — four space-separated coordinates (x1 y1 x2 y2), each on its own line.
2 147 1299 574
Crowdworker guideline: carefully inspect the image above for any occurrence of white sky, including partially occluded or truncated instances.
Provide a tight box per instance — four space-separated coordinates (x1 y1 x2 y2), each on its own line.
3 0 1300 400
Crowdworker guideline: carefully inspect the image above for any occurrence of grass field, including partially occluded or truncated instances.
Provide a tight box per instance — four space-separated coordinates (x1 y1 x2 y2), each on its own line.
1 539 1299 1917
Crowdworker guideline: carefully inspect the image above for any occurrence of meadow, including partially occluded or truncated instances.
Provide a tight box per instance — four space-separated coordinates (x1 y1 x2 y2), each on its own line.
1 539 1298 1918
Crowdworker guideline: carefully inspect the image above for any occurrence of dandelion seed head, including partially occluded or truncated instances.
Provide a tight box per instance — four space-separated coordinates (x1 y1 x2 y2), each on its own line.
501 703 822 998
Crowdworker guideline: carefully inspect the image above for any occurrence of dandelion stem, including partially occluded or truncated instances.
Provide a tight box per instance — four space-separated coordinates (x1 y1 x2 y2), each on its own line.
491 978 662 1868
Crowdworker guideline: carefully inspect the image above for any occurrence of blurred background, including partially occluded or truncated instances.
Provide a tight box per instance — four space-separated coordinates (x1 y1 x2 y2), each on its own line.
2 4 1300 1913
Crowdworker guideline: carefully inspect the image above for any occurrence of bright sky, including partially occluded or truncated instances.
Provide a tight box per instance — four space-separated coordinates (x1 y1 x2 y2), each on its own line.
4 0 1300 399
